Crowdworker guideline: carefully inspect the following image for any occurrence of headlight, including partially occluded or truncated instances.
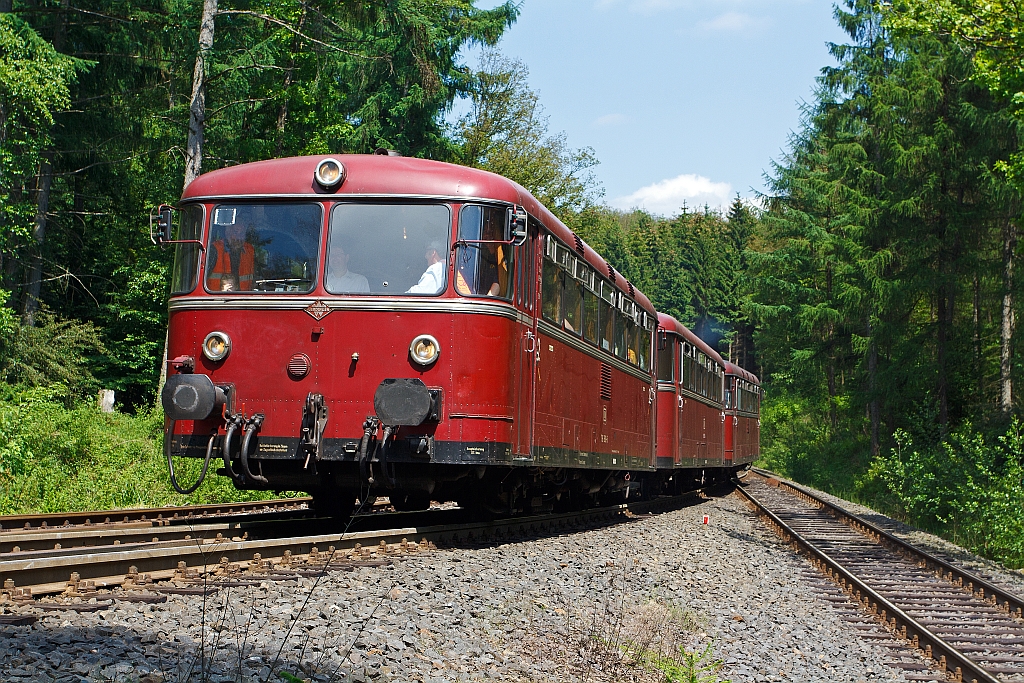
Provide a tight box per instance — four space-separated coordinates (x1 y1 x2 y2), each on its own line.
202 331 231 362
314 158 345 189
409 334 440 366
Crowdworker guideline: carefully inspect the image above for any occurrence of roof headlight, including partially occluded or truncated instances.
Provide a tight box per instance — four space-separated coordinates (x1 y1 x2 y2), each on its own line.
314 158 345 189
409 334 440 366
202 331 231 362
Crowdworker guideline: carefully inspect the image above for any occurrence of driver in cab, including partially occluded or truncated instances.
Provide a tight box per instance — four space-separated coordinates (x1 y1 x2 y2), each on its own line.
407 240 447 294
207 220 255 292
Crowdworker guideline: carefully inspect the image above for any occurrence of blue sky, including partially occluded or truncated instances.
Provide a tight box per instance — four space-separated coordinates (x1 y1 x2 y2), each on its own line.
464 0 849 215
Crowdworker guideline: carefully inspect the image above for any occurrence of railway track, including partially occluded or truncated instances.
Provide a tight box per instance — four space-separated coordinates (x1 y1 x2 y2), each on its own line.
0 490 705 615
739 469 1024 683
0 497 312 533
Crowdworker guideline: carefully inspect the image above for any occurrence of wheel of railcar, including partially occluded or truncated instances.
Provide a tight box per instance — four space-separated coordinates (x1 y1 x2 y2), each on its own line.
311 489 357 519
391 492 432 512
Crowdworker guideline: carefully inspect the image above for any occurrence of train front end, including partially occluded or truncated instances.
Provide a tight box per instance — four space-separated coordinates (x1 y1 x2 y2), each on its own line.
160 155 531 516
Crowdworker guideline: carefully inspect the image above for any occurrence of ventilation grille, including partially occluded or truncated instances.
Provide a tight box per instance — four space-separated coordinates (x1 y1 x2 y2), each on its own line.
600 363 612 401
627 281 635 297
573 233 585 256
605 260 616 283
287 353 311 379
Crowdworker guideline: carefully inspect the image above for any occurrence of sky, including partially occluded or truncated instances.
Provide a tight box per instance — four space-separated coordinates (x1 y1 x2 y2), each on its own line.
464 0 850 216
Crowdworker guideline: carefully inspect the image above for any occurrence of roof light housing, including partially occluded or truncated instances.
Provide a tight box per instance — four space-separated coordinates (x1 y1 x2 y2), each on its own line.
315 158 345 189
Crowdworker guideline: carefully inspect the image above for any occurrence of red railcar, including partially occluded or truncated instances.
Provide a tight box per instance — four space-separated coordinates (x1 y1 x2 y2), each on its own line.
655 314 736 476
159 154 753 515
724 362 761 467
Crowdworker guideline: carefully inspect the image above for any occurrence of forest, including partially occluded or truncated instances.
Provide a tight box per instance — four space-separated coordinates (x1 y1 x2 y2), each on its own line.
1 0 1022 566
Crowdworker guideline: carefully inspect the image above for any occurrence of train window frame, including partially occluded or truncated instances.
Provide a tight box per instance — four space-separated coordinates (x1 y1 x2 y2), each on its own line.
582 286 600 344
170 203 205 295
657 332 675 382
325 202 452 296
455 204 514 300
204 201 324 295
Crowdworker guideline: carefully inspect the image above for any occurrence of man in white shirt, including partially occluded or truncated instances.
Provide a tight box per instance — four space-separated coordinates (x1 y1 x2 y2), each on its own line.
326 239 370 293
407 240 447 294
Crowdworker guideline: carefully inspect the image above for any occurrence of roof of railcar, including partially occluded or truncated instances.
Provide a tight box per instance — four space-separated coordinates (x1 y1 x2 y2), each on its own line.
656 313 726 368
181 154 655 314
724 361 760 385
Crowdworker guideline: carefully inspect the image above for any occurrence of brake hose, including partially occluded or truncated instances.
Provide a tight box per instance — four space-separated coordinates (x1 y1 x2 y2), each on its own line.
239 414 268 485
165 419 216 495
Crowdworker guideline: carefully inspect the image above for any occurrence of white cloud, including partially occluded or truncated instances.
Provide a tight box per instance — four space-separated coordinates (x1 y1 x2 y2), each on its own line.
612 173 733 216
593 113 628 127
699 10 758 31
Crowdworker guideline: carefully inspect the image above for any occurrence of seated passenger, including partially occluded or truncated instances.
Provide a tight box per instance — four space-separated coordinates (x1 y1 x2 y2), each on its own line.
407 241 447 294
326 239 370 293
207 221 255 292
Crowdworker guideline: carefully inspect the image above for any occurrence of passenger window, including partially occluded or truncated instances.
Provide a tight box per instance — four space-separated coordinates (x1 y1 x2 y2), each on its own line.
583 288 600 344
563 276 583 335
541 259 561 322
614 310 627 360
625 317 639 365
207 203 322 293
599 297 614 351
657 334 674 382
637 325 651 372
456 205 513 298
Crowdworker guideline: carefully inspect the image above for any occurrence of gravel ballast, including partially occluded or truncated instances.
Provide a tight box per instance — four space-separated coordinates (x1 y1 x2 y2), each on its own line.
0 488 935 682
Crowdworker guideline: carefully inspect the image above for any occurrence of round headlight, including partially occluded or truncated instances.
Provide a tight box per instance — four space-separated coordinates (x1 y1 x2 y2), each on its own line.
314 158 345 189
202 331 231 362
409 334 440 366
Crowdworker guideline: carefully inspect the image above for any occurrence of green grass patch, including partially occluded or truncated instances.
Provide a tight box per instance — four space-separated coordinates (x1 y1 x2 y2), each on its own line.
0 384 281 514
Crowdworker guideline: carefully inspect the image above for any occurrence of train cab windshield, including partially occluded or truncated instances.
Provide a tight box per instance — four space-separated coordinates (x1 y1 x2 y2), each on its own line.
326 203 451 295
204 203 322 293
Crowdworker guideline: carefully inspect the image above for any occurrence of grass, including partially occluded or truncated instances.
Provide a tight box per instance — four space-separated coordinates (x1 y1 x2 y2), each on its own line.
0 384 280 514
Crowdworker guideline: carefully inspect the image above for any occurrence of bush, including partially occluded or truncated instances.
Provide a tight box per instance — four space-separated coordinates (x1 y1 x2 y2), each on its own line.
868 420 1024 568
0 384 278 514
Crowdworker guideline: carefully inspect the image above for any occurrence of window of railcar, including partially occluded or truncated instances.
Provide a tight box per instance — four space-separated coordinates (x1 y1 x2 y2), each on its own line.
599 284 615 352
205 203 322 293
680 344 690 390
613 301 627 360
637 316 652 372
541 256 562 322
171 204 204 295
325 203 451 295
563 263 583 335
657 333 674 382
583 285 600 344
455 205 513 299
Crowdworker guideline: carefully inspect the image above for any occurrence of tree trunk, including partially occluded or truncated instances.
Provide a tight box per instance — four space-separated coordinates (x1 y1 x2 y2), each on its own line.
183 0 218 193
827 357 838 431
937 285 951 431
22 152 53 325
974 273 982 400
274 2 306 156
20 0 67 325
867 318 879 457
1001 220 1017 416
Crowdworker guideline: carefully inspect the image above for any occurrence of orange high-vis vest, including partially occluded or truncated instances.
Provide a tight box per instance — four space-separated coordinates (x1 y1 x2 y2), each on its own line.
207 240 255 291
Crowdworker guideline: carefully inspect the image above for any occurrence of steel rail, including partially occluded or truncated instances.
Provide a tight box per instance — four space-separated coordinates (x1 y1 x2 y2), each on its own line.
737 480 1001 683
752 467 1024 621
0 491 699 599
0 497 312 533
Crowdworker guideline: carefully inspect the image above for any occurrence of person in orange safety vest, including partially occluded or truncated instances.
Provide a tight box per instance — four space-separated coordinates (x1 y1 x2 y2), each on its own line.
207 221 255 291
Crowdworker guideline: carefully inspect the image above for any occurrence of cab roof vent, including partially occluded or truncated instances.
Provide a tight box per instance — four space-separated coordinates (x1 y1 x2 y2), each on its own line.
605 260 616 283
573 233 585 256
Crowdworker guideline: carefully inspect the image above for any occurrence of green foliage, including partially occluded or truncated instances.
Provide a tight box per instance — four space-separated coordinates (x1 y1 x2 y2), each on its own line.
868 419 1024 567
0 13 81 244
645 643 730 683
0 309 104 398
0 385 277 514
453 51 603 227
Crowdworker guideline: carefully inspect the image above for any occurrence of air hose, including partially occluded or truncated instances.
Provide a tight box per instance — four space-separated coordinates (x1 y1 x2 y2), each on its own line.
165 419 216 495
239 414 267 485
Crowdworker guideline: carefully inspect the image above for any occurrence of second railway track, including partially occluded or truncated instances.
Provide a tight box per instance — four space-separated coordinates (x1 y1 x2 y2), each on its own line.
740 469 1024 683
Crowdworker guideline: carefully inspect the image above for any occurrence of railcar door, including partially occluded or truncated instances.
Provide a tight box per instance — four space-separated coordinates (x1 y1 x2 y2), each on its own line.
514 220 539 457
